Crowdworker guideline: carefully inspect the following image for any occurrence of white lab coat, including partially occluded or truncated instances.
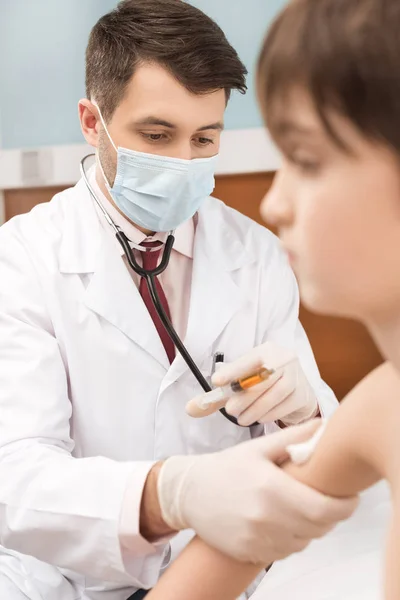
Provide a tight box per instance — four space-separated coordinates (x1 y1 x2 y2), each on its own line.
0 178 337 600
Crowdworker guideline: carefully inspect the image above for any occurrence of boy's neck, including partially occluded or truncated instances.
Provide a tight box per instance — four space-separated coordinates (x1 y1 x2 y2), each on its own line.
368 313 400 371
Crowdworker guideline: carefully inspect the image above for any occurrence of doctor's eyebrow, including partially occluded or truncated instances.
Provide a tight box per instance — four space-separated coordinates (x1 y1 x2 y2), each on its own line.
197 122 224 132
132 116 224 131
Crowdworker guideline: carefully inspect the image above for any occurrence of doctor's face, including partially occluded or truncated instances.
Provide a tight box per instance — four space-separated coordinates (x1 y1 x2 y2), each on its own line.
80 62 225 188
261 88 400 325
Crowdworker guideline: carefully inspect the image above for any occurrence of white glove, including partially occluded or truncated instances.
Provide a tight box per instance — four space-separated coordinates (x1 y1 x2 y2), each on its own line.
186 342 319 426
157 420 358 565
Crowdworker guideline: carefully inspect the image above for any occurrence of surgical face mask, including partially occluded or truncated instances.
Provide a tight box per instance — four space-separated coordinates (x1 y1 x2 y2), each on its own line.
96 106 218 232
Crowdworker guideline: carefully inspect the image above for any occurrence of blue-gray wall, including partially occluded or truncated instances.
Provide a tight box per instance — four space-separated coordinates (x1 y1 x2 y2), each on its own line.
0 0 286 149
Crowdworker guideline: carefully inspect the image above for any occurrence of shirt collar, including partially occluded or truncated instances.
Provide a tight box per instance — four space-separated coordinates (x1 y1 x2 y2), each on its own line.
89 166 194 259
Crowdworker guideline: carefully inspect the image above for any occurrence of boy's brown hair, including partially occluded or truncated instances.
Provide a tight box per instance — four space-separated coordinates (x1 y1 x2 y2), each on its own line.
86 0 247 123
257 0 400 150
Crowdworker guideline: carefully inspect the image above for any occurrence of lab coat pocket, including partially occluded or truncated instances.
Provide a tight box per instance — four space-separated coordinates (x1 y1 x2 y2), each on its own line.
186 407 253 454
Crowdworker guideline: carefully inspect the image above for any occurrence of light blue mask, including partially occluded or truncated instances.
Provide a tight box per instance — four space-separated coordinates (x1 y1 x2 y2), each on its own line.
97 107 218 232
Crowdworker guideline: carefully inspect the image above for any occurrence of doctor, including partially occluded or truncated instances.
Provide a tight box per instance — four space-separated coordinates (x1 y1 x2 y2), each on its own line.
0 1 357 599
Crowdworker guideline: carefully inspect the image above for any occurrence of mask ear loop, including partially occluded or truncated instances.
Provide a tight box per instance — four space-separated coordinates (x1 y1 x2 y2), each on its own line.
92 101 118 152
92 101 118 190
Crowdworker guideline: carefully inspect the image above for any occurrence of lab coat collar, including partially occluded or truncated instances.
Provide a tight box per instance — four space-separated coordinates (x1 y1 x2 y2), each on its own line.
59 178 253 275
58 177 102 274
196 197 255 271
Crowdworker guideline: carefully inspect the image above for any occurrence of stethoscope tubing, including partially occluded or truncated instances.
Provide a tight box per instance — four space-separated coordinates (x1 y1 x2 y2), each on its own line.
80 154 241 426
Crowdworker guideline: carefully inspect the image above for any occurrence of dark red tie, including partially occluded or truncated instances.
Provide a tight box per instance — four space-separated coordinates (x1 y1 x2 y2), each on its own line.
139 242 176 364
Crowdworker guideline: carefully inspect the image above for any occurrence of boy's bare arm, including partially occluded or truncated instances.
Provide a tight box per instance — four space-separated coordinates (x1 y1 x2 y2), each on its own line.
148 362 399 600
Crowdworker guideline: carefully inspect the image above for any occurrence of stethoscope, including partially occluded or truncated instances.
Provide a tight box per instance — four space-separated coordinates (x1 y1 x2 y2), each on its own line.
80 154 244 427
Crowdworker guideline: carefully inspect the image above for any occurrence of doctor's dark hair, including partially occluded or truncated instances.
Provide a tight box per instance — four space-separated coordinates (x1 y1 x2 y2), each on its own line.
257 0 400 152
86 0 247 123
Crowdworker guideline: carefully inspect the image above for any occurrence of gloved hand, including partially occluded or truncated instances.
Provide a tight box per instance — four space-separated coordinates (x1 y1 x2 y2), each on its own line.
157 420 358 565
186 342 319 426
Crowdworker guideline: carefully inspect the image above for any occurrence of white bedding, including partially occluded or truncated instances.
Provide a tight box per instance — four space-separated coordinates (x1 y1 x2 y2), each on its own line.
251 481 390 600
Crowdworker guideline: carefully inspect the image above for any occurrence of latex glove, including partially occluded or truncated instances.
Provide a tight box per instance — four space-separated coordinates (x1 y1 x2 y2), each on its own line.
157 420 358 565
186 342 319 426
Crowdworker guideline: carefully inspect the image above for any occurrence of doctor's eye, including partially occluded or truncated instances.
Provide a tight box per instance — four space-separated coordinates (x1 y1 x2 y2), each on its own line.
141 133 168 142
194 136 214 147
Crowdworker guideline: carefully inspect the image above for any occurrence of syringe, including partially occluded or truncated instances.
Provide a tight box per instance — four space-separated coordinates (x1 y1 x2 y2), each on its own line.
197 365 276 409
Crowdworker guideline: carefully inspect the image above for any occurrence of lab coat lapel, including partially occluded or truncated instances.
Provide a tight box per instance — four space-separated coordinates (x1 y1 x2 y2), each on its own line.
59 178 170 370
84 235 170 370
162 198 254 389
